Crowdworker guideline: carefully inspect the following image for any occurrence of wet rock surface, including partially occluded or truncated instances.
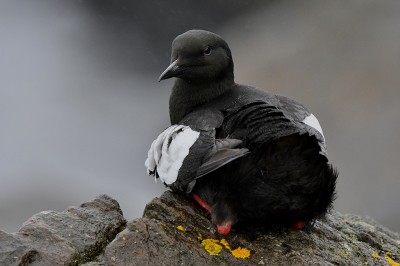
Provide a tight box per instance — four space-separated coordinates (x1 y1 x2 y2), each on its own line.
1 192 399 266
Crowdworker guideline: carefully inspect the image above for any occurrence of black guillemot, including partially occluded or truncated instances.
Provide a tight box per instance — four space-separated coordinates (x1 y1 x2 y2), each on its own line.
145 30 338 235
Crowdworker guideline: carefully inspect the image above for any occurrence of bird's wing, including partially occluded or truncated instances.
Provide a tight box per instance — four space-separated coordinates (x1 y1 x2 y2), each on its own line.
195 145 249 179
274 94 327 157
145 124 200 185
145 108 249 193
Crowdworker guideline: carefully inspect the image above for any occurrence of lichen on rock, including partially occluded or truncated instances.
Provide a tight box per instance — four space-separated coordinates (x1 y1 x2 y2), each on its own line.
97 191 400 266
1 191 399 266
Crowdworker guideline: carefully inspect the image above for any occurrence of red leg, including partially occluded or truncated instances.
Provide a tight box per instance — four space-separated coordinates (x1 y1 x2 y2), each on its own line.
191 193 211 213
292 221 305 229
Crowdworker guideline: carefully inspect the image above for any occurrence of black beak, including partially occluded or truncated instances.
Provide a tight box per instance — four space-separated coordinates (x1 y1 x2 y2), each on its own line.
158 60 185 82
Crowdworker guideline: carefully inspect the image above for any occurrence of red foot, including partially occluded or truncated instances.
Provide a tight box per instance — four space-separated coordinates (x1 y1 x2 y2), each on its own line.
191 193 211 213
217 223 231 235
292 221 305 229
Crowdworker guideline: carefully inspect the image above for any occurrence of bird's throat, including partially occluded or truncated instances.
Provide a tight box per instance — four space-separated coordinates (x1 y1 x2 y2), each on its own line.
169 77 234 124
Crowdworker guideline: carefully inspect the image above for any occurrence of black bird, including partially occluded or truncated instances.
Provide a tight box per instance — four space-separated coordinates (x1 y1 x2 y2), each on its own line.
145 30 337 235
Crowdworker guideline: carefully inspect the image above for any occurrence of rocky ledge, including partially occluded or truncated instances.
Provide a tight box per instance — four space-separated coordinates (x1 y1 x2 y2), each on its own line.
1 192 399 266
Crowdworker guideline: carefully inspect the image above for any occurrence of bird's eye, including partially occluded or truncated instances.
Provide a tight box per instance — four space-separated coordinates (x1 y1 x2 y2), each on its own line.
204 46 211 55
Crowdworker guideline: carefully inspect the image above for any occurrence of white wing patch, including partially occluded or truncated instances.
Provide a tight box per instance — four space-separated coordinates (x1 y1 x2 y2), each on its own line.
302 113 325 141
145 125 200 185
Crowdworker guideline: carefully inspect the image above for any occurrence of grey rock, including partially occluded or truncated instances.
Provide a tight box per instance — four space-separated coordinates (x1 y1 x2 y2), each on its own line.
81 263 107 266
97 191 400 266
0 194 126 266
1 192 399 265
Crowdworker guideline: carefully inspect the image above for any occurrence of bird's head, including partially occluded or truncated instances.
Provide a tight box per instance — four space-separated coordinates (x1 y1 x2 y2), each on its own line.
159 30 234 84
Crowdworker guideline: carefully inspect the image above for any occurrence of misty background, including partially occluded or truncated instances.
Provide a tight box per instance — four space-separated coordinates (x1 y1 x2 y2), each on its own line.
1 0 399 233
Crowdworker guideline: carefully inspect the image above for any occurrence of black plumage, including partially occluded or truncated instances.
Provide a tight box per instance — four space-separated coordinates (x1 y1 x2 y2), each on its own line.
146 30 337 235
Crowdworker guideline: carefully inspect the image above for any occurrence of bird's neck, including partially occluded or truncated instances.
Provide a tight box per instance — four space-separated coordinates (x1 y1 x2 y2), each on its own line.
169 76 235 124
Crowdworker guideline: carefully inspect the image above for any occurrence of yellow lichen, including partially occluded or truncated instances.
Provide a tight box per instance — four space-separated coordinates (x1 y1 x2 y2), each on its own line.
372 253 379 258
231 247 251 259
201 239 219 245
201 239 222 255
220 239 231 250
199 238 250 258
197 233 202 241
387 252 393 256
177 226 186 232
385 257 400 266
